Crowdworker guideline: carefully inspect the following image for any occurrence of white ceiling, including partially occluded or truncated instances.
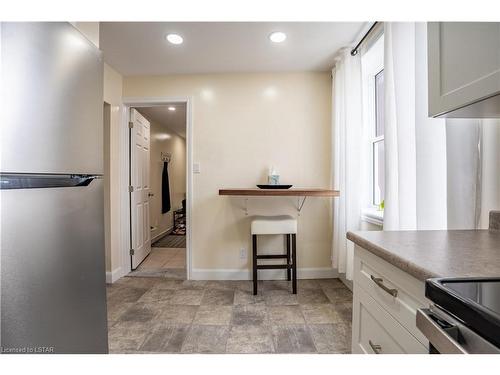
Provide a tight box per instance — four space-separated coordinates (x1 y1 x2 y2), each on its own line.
137 104 187 138
100 22 366 75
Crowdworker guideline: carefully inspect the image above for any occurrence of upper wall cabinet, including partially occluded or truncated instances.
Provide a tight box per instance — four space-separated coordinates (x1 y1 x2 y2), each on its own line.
428 22 500 118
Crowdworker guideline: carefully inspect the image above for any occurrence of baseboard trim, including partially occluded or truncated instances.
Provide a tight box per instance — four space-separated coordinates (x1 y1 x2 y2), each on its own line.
106 267 123 284
190 267 338 281
151 226 173 243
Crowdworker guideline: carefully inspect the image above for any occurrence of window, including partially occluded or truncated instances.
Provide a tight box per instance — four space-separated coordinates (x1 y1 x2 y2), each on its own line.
372 69 385 206
361 35 385 216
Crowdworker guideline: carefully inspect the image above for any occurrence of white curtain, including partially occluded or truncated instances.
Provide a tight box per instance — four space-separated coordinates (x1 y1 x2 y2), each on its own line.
446 119 500 230
446 120 483 229
383 22 448 231
383 23 418 230
332 48 364 280
383 22 498 231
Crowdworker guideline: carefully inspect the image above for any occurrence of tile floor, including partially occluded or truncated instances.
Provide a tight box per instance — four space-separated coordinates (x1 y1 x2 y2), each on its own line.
107 277 353 354
128 248 187 279
137 247 186 270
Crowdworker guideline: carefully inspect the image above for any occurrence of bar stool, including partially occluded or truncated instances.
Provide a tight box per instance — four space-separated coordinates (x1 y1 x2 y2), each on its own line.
250 215 297 295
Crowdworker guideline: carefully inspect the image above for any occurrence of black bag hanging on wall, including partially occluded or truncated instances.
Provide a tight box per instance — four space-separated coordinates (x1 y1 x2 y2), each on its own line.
162 161 171 213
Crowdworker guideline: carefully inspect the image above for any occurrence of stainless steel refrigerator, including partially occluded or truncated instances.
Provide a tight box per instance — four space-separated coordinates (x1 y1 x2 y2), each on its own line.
1 22 108 353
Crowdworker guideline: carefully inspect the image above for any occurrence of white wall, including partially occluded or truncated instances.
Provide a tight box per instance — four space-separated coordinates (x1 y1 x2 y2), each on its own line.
71 22 99 47
123 72 333 277
103 63 123 275
73 22 124 277
149 121 186 241
480 119 500 228
103 103 111 271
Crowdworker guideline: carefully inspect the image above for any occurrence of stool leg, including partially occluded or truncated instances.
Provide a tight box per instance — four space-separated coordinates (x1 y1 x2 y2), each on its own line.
252 234 258 295
292 234 297 294
286 234 291 281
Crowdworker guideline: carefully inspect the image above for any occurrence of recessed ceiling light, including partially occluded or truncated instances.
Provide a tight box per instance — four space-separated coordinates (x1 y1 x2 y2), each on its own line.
269 31 286 43
166 34 183 45
168 106 176 111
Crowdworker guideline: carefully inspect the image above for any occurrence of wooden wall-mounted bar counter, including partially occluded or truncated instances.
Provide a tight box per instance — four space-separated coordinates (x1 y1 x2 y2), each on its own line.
218 188 339 197
219 188 339 214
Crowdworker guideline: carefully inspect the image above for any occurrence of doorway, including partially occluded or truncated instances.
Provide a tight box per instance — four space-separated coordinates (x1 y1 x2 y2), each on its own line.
120 98 191 280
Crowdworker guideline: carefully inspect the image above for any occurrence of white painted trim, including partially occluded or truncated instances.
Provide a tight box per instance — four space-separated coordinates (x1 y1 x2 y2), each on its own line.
191 267 338 281
151 226 173 243
119 104 131 280
106 267 122 284
119 96 193 281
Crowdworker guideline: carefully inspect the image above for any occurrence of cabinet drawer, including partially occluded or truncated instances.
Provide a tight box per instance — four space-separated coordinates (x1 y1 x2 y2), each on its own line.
352 285 428 354
354 245 428 345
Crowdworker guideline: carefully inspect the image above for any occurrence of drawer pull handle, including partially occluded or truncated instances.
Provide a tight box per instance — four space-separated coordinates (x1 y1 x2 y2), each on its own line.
370 275 398 297
369 340 382 354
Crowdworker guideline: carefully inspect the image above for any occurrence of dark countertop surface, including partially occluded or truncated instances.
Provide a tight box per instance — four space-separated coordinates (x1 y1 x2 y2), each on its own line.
347 230 500 281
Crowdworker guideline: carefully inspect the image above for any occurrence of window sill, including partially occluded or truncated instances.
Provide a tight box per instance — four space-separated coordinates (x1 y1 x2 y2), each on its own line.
361 207 384 227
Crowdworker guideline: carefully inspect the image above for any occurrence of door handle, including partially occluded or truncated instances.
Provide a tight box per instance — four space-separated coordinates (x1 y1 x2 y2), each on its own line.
369 340 382 354
75 175 101 186
148 193 154 197
370 275 398 297
0 173 102 189
416 308 467 354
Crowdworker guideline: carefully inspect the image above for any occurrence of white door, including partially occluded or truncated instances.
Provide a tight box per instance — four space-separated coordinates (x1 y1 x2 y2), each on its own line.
130 108 151 269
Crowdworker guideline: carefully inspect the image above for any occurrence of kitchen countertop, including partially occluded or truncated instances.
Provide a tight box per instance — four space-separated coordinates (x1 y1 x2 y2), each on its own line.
346 230 500 281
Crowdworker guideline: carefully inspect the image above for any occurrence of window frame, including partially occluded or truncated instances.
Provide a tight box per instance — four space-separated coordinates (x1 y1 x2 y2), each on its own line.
372 68 385 206
361 34 385 216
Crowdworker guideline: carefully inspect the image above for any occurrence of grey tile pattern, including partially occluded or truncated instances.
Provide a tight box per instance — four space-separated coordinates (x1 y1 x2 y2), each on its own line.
267 305 305 325
108 321 155 352
231 303 267 326
193 305 233 325
233 290 265 305
137 288 175 303
158 305 198 324
170 289 204 305
107 301 134 322
181 325 230 353
297 289 329 304
226 325 274 353
263 289 299 305
107 285 148 305
334 301 353 322
309 323 352 353
201 289 235 305
271 325 317 353
301 304 340 324
139 324 189 353
297 279 321 290
107 276 353 354
118 303 158 323
323 287 353 303
490 210 500 231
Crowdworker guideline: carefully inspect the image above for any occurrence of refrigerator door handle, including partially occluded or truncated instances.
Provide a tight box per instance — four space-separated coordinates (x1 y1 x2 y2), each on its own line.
0 173 103 190
75 175 102 187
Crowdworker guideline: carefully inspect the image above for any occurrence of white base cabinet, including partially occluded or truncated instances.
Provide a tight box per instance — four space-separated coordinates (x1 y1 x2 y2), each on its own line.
351 245 429 354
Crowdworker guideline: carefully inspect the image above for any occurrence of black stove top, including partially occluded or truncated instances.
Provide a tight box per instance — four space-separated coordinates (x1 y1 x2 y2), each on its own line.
442 279 500 315
426 277 500 348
